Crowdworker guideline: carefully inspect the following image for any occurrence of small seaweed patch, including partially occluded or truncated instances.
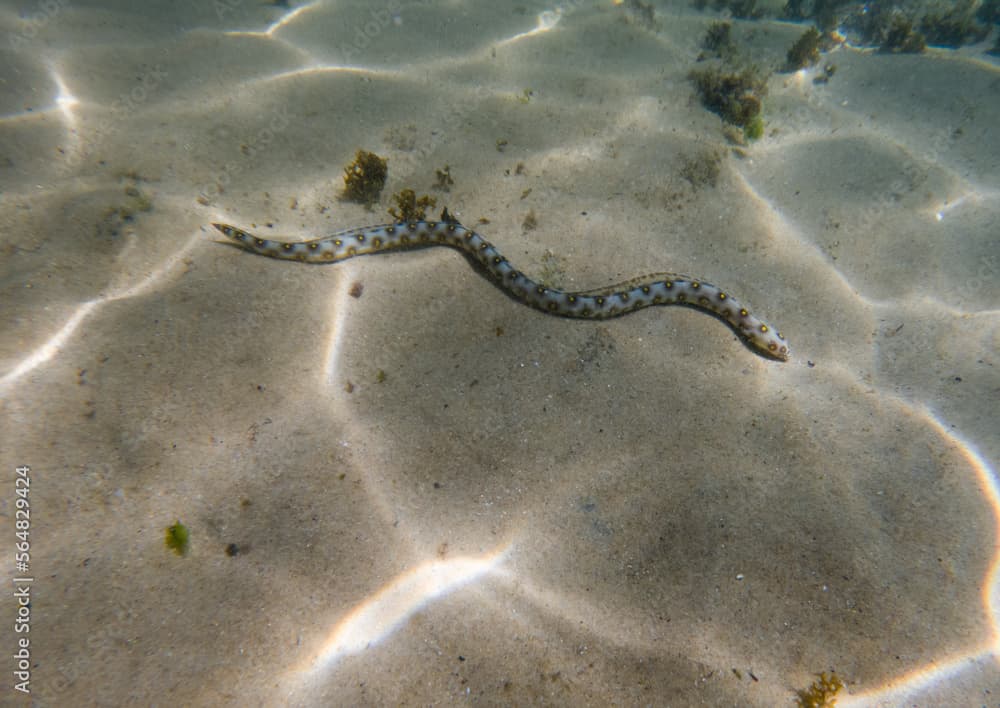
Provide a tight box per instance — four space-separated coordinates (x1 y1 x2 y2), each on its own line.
342 149 388 207
434 165 454 191
388 189 436 222
785 27 822 71
920 0 989 48
751 0 992 52
165 520 189 556
847 5 926 54
882 15 927 53
700 21 737 60
781 0 846 31
688 64 768 140
693 0 765 20
795 672 844 707
619 0 658 29
743 114 764 141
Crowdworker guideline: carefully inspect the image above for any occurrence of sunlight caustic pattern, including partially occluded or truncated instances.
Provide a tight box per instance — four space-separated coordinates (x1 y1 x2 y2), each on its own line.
303 546 509 675
0 230 202 389
220 0 322 39
4 1 999 705
848 407 1000 703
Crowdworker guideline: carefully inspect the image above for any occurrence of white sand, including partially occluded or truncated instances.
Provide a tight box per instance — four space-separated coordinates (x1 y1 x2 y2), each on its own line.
1 0 998 705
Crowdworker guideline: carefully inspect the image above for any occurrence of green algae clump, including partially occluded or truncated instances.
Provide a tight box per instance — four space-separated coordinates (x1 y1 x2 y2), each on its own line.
743 114 764 141
342 149 388 207
920 0 989 48
701 21 736 60
881 15 926 53
795 671 844 707
786 27 822 70
165 520 190 556
388 189 436 222
689 65 768 137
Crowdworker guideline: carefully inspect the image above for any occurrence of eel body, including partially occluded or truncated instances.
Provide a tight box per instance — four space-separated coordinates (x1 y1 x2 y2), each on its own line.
212 215 789 361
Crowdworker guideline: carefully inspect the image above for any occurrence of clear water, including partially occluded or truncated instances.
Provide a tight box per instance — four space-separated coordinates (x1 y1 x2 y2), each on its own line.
1 1 998 705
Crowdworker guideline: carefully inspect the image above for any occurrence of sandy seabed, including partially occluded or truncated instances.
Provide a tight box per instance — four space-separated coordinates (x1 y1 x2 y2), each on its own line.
1 1 999 705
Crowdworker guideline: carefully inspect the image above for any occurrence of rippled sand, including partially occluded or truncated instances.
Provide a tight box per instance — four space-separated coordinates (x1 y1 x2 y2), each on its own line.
1 1 998 705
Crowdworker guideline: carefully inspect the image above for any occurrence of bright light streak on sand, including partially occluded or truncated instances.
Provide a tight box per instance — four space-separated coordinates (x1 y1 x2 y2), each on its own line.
932 194 970 221
52 72 79 112
221 0 322 38
259 64 402 86
839 649 998 707
496 9 561 47
305 548 508 673
46 65 84 162
838 408 1000 705
0 231 202 388
265 1 318 34
0 302 95 388
0 66 78 124
104 231 203 302
920 411 1000 645
322 278 352 385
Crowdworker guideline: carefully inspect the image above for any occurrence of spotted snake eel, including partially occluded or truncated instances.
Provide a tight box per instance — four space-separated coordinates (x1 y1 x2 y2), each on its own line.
212 211 789 361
